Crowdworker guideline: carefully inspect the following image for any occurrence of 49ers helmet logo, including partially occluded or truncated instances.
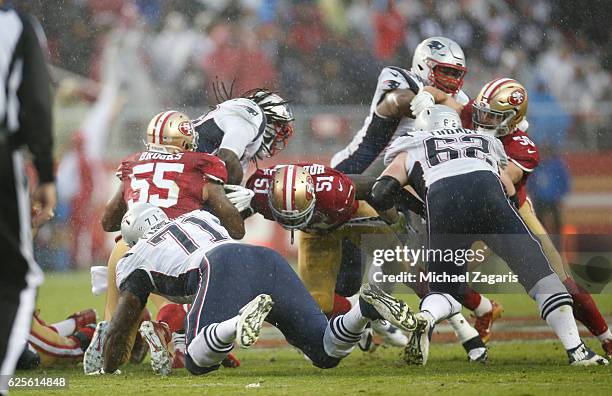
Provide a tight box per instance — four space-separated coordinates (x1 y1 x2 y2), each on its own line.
509 89 526 106
178 121 194 136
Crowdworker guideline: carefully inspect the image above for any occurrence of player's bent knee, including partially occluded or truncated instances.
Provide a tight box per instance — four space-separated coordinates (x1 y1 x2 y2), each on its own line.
184 353 220 376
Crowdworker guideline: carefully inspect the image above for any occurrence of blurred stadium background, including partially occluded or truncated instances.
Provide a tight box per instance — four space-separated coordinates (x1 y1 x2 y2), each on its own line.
20 0 612 271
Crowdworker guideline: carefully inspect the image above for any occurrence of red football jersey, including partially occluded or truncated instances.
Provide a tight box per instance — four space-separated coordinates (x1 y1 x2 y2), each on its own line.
246 163 359 232
116 150 227 219
460 100 538 206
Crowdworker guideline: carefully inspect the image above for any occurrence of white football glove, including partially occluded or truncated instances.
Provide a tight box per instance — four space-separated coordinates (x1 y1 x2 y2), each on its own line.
410 90 435 117
224 185 255 212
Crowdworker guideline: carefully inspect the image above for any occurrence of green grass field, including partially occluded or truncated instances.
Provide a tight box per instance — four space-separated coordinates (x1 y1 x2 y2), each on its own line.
11 271 612 395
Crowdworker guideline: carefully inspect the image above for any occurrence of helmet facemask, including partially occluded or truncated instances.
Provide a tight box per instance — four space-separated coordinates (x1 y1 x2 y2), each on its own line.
267 165 316 231
428 59 467 94
472 102 516 137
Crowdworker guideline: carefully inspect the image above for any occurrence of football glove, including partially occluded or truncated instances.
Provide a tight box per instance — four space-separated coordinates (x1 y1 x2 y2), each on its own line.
410 90 435 117
225 185 255 212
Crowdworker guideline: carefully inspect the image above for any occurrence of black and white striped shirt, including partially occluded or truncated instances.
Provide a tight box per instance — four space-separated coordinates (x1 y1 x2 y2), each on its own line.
0 5 53 183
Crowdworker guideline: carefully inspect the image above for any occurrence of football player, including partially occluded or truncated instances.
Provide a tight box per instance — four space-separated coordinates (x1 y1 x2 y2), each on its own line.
328 36 501 342
99 110 244 368
421 78 612 357
375 105 608 366
244 164 488 362
245 164 410 346
193 88 294 184
85 203 419 375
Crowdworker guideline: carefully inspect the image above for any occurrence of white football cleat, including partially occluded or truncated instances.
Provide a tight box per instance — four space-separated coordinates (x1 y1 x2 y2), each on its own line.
359 284 417 332
404 312 433 366
139 321 174 375
236 294 274 348
568 343 609 366
83 321 109 375
372 320 408 347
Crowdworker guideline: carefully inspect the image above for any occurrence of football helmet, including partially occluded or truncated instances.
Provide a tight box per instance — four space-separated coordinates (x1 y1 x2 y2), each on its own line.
268 165 316 230
473 78 528 137
414 104 462 131
412 37 467 95
121 202 169 247
243 89 294 157
146 111 198 152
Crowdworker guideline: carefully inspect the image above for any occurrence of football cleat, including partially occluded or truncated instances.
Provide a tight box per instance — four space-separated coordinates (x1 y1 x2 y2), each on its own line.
601 338 612 360
404 312 433 366
474 300 503 343
139 321 174 375
467 347 488 363
221 353 241 368
68 308 97 330
358 323 374 352
83 321 109 374
236 294 274 348
372 320 408 347
462 335 488 364
172 332 186 369
359 284 417 332
567 343 609 366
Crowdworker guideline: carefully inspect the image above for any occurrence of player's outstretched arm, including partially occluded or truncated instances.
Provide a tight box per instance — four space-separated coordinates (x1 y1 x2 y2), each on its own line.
346 174 376 200
376 88 416 118
204 181 245 239
422 86 465 114
104 290 144 373
101 185 128 232
217 148 244 185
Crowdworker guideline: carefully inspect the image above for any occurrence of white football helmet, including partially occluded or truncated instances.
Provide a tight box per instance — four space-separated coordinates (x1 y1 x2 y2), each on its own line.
121 202 169 247
414 105 462 131
412 37 467 94
243 89 294 158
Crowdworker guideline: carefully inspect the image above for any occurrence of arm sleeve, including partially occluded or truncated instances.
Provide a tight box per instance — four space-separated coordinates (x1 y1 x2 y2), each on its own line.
118 269 154 308
17 15 54 183
198 154 228 184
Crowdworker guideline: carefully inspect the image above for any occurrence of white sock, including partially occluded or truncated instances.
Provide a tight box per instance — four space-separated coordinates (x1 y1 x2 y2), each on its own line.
172 332 186 353
420 293 461 323
447 313 479 343
597 329 612 342
187 323 234 368
545 305 581 350
341 303 370 334
473 296 493 318
51 318 76 336
215 316 239 343
323 316 363 359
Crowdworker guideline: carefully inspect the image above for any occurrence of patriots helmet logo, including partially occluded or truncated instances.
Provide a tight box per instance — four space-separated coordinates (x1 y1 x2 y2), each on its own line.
427 40 445 53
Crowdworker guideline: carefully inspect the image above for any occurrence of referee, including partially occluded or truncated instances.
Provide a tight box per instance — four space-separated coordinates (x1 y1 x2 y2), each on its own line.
0 3 55 394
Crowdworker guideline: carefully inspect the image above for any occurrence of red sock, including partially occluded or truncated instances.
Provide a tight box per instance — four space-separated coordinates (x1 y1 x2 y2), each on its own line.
462 287 482 311
326 294 352 319
563 278 609 336
156 304 186 333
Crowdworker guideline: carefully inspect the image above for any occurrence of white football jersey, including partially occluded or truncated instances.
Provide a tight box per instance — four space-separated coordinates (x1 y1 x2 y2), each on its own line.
331 66 469 174
193 98 266 172
116 209 234 303
385 128 508 189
